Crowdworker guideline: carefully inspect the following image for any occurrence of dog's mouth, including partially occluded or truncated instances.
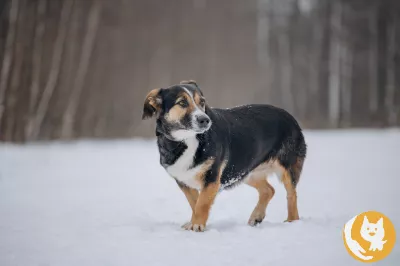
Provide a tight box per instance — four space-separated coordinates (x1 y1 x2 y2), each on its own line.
193 123 212 134
168 124 211 141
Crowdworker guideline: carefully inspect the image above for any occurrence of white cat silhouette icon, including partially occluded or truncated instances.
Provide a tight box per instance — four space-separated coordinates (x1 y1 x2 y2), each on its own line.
360 216 387 251
343 211 396 263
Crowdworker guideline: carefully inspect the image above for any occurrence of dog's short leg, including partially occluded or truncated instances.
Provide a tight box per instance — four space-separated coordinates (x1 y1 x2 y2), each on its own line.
282 168 300 222
183 181 220 232
176 181 199 227
246 175 275 226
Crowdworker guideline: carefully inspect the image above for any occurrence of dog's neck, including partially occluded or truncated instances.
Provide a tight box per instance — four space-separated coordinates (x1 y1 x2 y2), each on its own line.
157 132 201 168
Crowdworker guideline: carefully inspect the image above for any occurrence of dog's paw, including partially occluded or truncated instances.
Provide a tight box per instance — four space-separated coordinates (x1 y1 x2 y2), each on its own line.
284 218 300 223
181 222 206 232
248 211 265 227
248 218 264 227
192 224 205 232
181 222 193 230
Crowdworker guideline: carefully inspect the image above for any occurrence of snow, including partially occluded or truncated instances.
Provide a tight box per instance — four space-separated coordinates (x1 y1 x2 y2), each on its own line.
1 130 399 266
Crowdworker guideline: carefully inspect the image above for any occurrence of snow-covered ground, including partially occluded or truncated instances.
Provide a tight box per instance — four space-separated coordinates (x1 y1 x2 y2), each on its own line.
1 130 399 266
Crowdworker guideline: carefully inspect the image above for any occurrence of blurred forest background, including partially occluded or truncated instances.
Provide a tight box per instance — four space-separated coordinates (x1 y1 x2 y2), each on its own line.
0 0 399 142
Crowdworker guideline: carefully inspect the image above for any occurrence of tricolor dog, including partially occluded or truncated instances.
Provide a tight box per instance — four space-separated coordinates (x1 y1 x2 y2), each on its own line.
142 80 307 232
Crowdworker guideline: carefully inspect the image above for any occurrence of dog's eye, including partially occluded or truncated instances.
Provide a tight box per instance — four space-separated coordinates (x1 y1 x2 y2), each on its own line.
178 100 188 108
199 99 205 107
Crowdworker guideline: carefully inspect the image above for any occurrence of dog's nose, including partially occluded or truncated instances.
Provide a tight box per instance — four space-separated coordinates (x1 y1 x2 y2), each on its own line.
197 116 210 127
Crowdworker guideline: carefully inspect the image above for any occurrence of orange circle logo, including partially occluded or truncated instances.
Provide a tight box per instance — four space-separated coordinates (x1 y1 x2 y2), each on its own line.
343 211 396 263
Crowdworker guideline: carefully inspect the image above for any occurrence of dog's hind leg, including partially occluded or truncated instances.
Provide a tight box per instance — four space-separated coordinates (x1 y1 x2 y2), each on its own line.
246 174 275 226
281 158 304 222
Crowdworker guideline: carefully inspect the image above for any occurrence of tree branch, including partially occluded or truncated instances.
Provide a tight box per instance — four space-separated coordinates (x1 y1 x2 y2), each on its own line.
0 0 19 128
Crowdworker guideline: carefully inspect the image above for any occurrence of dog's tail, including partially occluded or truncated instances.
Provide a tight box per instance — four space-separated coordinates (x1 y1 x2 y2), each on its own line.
277 130 306 187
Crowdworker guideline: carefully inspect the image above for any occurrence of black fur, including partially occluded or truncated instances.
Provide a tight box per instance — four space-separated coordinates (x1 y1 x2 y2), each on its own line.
154 84 307 190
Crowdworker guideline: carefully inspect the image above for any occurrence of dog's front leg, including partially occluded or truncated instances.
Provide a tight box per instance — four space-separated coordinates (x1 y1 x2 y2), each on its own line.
183 180 220 232
176 181 199 228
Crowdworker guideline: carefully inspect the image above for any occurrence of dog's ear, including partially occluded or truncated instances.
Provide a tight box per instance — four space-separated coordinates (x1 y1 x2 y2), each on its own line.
142 88 162 120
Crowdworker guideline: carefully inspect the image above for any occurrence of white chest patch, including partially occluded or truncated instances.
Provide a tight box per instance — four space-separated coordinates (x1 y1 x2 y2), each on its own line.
166 137 203 190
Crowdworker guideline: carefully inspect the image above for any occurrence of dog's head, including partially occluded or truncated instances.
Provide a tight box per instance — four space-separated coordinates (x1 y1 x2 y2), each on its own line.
142 80 211 141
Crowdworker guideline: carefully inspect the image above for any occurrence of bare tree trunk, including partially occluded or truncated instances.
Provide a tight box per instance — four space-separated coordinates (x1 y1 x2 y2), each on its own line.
369 5 378 113
266 1 279 106
341 40 352 126
25 0 46 139
60 0 101 139
385 18 397 126
338 2 351 127
0 0 19 127
28 0 73 140
52 0 83 139
256 0 272 103
5 0 28 141
278 31 295 113
309 12 322 95
328 0 342 127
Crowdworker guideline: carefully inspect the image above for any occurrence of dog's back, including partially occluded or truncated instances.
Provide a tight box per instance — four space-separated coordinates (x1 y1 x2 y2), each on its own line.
209 104 307 190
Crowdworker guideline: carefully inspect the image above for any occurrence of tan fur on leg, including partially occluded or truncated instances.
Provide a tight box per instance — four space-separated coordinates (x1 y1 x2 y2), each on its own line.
177 184 199 228
282 170 300 222
183 161 226 232
246 175 275 226
184 181 220 232
178 184 199 212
